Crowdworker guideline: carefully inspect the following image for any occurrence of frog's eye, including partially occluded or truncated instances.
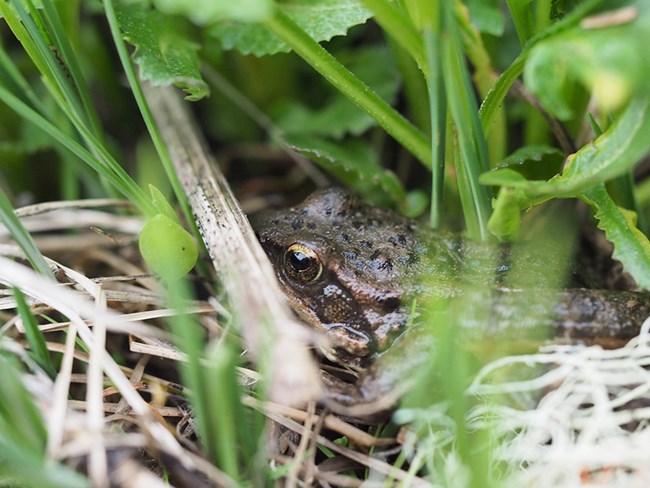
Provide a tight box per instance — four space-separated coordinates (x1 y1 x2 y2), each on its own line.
284 243 323 283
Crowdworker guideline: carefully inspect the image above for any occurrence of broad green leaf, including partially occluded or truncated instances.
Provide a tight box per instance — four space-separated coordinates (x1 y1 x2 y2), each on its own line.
544 96 650 190
481 97 650 199
479 167 528 186
483 97 650 242
209 0 373 56
284 134 405 205
273 46 399 138
525 1 650 118
496 144 565 180
498 144 565 168
151 0 272 23
580 184 650 290
116 1 209 101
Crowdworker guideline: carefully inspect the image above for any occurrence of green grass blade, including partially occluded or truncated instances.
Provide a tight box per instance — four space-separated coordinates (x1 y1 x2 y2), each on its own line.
0 44 43 110
205 341 244 480
505 0 533 46
0 1 155 217
479 53 526 134
13 287 57 378
0 3 53 93
455 5 507 166
0 354 88 488
14 0 86 123
0 353 47 453
424 24 446 229
0 190 53 280
160 277 218 464
103 0 199 231
441 5 491 240
0 83 154 216
39 0 104 139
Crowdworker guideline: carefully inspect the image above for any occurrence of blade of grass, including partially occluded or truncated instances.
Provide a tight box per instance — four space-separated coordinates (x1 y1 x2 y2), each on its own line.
159 277 215 454
424 23 446 229
263 8 431 168
0 2 155 216
0 353 89 488
103 0 199 237
441 4 491 240
0 189 54 280
39 0 104 140
13 287 57 378
0 43 42 109
205 340 246 480
15 0 89 129
0 84 155 215
390 37 430 132
455 5 506 167
0 3 54 94
505 0 533 46
0 353 48 453
0 37 98 202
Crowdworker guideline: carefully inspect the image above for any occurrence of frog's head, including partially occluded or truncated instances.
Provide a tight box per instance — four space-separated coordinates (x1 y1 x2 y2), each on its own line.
253 188 419 368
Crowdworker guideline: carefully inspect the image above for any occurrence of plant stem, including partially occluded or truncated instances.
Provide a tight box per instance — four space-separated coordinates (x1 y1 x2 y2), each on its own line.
424 25 445 229
263 9 431 168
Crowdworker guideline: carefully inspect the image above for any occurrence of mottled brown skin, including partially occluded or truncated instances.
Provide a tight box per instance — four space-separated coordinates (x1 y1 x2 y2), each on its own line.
254 188 650 407
255 188 428 368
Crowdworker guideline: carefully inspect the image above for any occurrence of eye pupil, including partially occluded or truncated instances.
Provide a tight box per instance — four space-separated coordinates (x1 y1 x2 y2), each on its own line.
288 251 312 271
284 243 323 283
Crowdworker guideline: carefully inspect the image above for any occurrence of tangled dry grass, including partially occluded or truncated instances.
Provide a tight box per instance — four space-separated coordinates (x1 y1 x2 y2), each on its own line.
4 206 650 486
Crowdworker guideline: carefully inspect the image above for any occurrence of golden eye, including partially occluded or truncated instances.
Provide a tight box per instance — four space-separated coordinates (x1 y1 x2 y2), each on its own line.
284 243 323 283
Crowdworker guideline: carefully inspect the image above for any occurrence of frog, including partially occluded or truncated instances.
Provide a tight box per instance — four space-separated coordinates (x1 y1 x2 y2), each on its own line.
254 188 650 410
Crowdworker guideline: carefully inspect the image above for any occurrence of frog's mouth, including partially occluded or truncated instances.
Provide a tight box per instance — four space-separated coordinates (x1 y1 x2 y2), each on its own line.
280 285 377 362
